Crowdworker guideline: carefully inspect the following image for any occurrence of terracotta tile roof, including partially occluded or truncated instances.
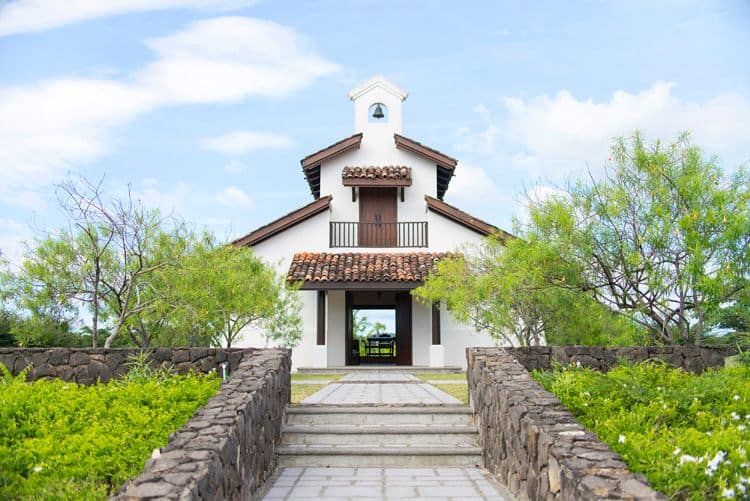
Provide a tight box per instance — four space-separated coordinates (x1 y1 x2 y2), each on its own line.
301 133 363 170
341 166 412 186
394 134 457 169
393 134 457 198
287 252 450 287
232 196 332 247
425 195 514 241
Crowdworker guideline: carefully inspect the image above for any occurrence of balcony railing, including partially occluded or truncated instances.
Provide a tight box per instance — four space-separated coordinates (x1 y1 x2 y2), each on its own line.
330 221 428 248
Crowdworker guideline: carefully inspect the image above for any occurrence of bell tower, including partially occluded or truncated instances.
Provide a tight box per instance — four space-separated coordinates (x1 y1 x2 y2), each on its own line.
348 76 408 135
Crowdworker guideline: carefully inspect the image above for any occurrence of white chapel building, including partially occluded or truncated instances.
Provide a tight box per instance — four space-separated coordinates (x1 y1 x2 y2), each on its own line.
233 76 510 370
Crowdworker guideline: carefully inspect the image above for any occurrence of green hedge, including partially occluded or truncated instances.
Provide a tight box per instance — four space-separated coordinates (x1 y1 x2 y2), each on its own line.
0 365 220 500
534 362 750 500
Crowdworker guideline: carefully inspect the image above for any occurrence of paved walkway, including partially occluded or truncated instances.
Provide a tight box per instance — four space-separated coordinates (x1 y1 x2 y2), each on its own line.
258 371 515 500
259 466 514 500
299 372 461 406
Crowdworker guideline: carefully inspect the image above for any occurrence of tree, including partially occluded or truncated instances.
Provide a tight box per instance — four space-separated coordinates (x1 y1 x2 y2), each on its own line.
524 132 749 344
174 241 302 348
352 310 371 338
369 322 387 337
414 236 643 346
6 177 186 348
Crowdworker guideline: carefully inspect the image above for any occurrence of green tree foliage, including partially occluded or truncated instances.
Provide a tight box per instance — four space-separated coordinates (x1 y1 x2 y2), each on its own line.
351 310 371 339
414 236 643 346
1 177 303 349
167 239 303 348
527 132 749 344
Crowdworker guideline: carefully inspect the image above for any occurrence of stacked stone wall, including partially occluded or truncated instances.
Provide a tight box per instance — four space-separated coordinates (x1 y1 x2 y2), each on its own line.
0 347 291 500
0 347 246 384
467 348 669 500
507 345 733 373
112 348 291 500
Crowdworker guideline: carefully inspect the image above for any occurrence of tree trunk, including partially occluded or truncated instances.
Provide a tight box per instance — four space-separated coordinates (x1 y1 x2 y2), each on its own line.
104 318 124 348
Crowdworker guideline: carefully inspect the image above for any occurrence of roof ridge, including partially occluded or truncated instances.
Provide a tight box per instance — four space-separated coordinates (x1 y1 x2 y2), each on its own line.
425 195 513 240
232 195 332 247
301 133 363 169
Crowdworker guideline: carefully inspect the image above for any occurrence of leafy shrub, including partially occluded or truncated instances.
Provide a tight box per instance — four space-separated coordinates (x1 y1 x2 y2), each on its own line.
0 363 219 500
534 363 750 500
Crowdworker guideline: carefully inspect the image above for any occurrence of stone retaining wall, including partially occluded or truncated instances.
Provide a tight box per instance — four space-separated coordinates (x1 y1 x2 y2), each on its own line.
507 345 734 373
113 348 291 500
468 348 664 500
0 347 246 384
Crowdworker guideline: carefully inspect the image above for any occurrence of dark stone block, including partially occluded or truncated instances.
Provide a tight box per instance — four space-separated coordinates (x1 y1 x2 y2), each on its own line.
48 348 70 365
172 349 191 363
69 351 90 367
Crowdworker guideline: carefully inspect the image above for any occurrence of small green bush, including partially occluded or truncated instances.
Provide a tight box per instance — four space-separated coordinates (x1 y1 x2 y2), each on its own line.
533 362 750 500
0 363 220 500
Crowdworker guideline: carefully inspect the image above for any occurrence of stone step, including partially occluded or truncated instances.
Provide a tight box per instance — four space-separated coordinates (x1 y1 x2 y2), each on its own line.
285 405 474 426
281 423 478 446
277 445 483 467
296 366 464 374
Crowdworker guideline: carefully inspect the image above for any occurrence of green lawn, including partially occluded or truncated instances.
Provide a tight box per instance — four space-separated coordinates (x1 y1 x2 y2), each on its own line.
415 372 467 381
291 384 325 403
291 373 344 382
432 383 469 404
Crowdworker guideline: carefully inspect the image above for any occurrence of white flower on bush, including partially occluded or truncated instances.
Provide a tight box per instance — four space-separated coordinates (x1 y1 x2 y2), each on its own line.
657 386 663 391
721 487 735 498
739 425 746 431
679 454 701 465
618 434 626 444
582 391 591 397
32 466 43 473
704 450 727 476
731 412 741 420
734 395 741 401
673 447 681 456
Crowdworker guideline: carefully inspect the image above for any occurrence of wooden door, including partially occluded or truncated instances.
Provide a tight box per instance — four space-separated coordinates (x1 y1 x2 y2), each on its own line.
359 187 397 246
395 292 412 365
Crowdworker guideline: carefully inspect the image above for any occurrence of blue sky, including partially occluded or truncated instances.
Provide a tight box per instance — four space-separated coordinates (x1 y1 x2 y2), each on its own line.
1 0 749 263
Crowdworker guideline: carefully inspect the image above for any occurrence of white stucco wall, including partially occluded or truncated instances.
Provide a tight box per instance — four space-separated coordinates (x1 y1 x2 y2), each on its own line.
233 77 509 370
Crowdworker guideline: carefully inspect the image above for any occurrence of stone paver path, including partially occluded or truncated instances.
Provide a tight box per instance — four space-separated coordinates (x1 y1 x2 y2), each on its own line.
259 466 514 500
259 371 515 500
300 371 461 406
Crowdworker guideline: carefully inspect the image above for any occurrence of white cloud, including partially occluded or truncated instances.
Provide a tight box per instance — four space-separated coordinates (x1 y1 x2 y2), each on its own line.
0 218 32 265
0 17 338 203
502 82 750 174
0 0 258 36
444 163 500 205
224 159 247 174
0 79 154 191
215 187 251 207
138 17 339 104
202 130 292 155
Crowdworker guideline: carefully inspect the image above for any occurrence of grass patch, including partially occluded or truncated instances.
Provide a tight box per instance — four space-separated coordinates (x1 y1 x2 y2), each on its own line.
534 362 750 500
291 373 344 382
415 373 467 381
0 365 219 500
432 383 469 404
291 384 325 404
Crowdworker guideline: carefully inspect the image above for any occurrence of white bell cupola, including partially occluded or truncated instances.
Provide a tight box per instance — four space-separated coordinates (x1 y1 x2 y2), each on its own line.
348 76 408 135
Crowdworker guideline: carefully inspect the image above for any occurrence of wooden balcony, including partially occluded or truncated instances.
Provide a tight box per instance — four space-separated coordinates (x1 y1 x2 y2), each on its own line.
329 221 428 248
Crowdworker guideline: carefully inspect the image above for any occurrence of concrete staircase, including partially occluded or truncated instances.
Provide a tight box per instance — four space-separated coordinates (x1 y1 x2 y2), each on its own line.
278 405 483 467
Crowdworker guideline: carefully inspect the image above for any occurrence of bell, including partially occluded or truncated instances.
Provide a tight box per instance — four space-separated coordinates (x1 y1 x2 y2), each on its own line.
372 103 385 119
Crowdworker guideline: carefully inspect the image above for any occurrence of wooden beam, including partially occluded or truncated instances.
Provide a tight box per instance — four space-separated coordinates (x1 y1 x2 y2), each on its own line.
342 178 412 187
298 281 423 291
316 291 326 345
432 301 441 345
